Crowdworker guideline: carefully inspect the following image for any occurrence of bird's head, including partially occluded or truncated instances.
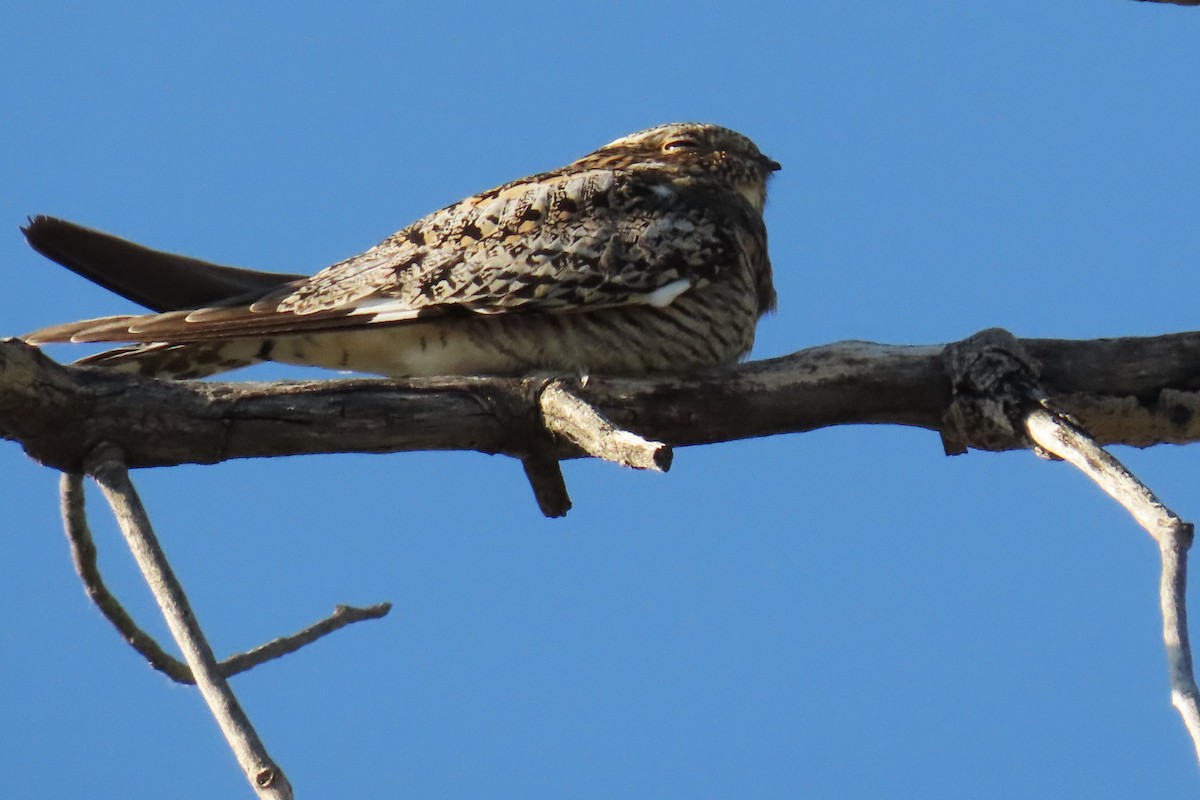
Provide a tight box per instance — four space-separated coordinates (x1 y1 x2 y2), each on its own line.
578 122 781 213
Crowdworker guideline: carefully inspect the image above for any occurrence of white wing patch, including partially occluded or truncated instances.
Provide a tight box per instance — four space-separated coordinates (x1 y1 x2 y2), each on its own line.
644 278 692 308
346 298 424 324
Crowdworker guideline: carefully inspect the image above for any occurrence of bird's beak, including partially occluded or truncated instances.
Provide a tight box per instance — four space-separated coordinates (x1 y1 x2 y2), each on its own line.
762 156 782 173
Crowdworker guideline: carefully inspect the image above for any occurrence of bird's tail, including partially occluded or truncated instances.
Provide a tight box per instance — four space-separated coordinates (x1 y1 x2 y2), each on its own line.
73 340 265 379
21 216 302 312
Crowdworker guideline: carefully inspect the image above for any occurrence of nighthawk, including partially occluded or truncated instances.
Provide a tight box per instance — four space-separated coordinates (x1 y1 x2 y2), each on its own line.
23 123 780 380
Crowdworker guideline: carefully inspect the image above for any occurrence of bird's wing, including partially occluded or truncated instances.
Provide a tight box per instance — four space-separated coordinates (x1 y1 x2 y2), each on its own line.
22 216 305 312
28 168 757 345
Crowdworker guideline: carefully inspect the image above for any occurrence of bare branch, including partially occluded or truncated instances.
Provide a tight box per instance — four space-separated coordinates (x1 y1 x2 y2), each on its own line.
7 332 1200 486
1025 409 1189 535
933 329 1200 764
20 325 1200 781
1024 408 1200 762
540 379 672 471
84 444 293 799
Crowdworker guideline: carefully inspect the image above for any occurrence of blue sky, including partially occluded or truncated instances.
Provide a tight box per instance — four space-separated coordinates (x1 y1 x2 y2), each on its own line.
2 2 1199 797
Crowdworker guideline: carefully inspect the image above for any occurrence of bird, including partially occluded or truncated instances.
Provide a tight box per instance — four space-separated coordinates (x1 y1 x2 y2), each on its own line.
23 122 780 380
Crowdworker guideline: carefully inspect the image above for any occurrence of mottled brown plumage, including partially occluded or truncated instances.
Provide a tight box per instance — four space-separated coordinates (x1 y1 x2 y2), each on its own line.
24 123 780 379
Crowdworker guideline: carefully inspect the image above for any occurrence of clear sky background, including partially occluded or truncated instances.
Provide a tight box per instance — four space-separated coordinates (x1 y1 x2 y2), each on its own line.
2 2 1199 798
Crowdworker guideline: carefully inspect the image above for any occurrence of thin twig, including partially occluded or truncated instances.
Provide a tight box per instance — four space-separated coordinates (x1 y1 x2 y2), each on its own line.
540 380 673 471
85 444 293 799
220 602 392 676
1024 407 1200 762
59 472 193 682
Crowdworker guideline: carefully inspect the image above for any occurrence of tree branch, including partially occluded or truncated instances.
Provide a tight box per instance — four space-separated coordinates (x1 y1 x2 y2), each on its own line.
5 331 1200 484
16 326 1200 780
934 330 1200 765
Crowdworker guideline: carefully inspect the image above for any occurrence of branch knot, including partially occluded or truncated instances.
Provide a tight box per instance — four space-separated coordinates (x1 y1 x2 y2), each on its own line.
941 328 1044 454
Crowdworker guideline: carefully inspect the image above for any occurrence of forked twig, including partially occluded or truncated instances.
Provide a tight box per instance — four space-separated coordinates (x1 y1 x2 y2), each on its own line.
59 473 392 683
1025 407 1200 761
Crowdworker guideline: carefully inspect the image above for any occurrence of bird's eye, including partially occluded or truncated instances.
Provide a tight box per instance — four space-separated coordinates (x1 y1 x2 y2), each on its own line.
661 137 700 153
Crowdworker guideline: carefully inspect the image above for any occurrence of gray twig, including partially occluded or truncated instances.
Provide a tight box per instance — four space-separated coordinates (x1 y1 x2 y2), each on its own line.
220 602 392 676
1024 408 1200 763
84 444 293 799
60 472 193 682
